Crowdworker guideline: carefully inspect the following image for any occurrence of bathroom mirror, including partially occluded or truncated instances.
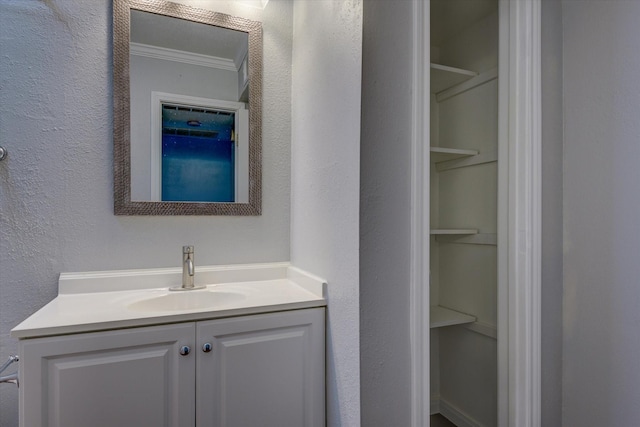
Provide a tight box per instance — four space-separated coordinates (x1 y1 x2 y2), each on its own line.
113 0 262 215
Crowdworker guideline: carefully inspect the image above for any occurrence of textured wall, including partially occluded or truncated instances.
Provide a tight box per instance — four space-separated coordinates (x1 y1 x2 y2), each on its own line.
563 0 640 425
359 0 415 425
0 1 292 425
290 0 362 425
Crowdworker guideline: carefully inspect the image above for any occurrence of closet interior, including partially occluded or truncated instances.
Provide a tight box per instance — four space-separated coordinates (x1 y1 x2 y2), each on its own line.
428 0 499 426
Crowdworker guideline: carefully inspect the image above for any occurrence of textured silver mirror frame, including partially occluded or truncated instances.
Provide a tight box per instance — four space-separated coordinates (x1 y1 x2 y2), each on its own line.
113 0 262 215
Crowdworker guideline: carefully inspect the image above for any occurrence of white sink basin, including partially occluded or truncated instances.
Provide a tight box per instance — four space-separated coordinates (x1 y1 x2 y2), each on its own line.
11 264 327 339
127 289 246 312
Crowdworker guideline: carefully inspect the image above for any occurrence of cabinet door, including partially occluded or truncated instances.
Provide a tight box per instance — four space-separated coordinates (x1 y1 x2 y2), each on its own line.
19 323 196 427
196 308 325 427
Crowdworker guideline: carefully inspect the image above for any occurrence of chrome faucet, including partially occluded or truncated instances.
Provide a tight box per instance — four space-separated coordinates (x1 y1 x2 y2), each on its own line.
171 246 203 291
182 246 195 288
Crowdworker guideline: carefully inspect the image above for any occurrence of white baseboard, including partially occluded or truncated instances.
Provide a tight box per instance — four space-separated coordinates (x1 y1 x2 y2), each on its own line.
430 395 440 415
438 398 483 427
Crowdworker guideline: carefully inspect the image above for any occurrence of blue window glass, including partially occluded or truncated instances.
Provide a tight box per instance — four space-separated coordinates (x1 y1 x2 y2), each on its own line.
161 104 235 202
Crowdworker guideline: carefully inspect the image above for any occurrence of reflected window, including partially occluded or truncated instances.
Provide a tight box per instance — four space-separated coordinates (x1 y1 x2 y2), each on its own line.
161 104 235 202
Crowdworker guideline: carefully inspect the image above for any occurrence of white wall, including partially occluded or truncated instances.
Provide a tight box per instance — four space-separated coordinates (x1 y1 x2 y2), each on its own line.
290 1 362 426
359 0 414 424
563 0 640 425
0 1 292 425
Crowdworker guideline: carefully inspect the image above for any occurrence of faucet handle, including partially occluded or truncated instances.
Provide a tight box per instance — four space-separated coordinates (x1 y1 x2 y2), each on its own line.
183 246 194 254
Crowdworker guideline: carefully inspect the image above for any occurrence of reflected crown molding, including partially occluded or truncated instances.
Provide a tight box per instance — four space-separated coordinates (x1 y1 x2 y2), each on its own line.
130 42 238 71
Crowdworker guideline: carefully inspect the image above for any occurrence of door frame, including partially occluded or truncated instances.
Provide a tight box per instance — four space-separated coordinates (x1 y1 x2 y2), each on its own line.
409 0 541 426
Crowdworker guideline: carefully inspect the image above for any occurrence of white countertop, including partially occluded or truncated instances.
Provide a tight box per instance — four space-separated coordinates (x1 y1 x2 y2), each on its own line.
12 263 327 339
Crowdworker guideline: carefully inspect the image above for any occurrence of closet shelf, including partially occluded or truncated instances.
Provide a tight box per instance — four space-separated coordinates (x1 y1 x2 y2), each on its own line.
430 147 479 163
430 306 476 328
436 67 499 103
435 148 497 172
435 233 497 246
430 229 478 235
430 63 478 94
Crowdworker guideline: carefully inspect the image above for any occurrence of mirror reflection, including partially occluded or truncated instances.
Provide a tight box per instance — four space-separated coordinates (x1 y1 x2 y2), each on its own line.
113 0 262 215
130 10 249 203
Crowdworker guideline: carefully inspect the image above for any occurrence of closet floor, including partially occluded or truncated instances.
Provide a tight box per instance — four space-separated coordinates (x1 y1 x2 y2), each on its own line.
430 413 457 427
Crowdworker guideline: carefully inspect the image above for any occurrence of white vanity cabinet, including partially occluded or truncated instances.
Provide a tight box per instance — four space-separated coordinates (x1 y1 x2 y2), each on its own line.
18 308 325 427
19 322 195 427
195 308 325 426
